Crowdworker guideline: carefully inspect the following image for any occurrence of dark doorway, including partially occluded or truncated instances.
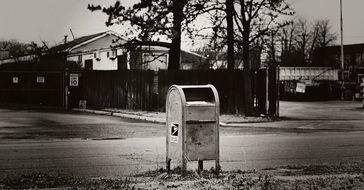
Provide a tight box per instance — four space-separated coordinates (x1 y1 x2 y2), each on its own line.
117 54 128 70
85 59 93 70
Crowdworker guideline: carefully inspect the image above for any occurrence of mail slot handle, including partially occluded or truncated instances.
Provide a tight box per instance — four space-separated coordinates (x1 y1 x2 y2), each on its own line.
182 87 215 103
186 120 216 124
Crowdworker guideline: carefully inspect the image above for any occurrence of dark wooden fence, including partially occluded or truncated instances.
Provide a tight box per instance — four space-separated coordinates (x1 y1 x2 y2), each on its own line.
0 69 279 115
157 70 246 113
0 71 64 107
70 68 278 115
70 70 154 110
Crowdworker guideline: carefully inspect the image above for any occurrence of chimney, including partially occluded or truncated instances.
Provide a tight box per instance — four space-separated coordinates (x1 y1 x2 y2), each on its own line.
64 35 68 44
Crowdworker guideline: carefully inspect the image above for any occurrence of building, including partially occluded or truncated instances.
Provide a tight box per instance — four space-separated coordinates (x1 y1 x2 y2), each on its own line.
44 31 207 71
0 31 207 71
43 31 127 70
309 43 364 99
315 43 364 82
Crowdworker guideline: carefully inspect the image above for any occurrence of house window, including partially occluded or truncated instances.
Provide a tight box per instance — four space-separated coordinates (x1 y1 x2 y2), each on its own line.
94 52 100 60
78 55 82 63
107 52 110 58
112 50 116 57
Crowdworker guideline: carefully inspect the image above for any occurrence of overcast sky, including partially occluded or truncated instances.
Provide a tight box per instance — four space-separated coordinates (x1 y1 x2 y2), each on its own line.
0 0 363 50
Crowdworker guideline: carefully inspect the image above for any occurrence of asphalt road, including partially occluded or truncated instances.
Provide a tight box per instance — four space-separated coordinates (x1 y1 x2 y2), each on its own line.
0 108 165 140
0 101 363 177
1 133 364 177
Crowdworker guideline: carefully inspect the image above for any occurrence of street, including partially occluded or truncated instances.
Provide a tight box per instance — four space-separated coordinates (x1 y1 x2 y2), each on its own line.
0 101 364 177
1 133 364 178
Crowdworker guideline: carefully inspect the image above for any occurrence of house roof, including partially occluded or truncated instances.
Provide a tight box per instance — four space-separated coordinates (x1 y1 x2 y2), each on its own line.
46 31 126 54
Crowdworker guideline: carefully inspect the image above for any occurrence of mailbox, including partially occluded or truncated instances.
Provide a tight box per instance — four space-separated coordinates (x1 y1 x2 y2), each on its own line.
166 84 219 172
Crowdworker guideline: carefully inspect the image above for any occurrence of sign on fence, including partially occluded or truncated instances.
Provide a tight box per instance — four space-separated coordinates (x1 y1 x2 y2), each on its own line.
36 76 45 83
296 82 306 93
12 77 18 84
70 74 79 87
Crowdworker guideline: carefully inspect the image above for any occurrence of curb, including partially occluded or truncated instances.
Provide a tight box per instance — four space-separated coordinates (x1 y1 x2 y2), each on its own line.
73 108 112 116
73 108 269 127
112 112 165 124
73 108 166 124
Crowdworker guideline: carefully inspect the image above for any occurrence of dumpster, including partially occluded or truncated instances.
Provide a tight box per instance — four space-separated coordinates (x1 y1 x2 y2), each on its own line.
166 84 220 173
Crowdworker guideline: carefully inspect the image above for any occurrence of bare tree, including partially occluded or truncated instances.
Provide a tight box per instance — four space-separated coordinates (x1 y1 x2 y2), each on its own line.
276 18 337 67
0 40 34 60
315 19 337 48
232 0 293 115
294 18 310 66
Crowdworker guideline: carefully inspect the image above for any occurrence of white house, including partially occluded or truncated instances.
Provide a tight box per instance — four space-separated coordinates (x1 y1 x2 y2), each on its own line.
1 30 207 70
46 30 207 70
46 30 129 70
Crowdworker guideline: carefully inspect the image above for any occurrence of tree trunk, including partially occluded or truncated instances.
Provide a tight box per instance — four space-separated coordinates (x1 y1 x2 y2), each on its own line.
226 0 235 70
168 0 185 70
242 26 254 116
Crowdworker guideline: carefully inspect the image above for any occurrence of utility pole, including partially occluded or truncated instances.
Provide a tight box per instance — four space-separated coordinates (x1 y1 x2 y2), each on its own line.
340 0 345 100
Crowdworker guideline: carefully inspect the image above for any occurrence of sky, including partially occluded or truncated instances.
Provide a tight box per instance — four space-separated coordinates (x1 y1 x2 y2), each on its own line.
0 0 363 50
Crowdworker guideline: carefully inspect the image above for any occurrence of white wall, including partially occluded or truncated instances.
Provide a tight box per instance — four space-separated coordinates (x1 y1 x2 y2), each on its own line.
67 49 118 70
93 50 118 70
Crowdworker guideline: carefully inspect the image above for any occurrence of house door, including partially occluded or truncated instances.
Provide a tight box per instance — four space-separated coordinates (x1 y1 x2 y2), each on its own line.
85 59 93 70
117 54 128 70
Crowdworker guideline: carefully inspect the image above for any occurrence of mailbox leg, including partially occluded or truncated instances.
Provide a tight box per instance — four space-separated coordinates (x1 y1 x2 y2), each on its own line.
182 157 187 173
198 160 203 174
166 158 171 173
215 160 220 175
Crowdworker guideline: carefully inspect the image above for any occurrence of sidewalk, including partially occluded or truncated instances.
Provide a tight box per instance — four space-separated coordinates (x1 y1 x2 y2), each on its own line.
73 108 272 126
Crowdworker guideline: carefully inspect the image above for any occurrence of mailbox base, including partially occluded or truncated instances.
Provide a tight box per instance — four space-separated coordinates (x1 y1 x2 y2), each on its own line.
166 158 220 175
198 160 203 174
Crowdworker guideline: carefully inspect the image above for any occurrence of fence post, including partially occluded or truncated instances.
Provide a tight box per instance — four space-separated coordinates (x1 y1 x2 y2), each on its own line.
268 66 279 117
276 66 280 117
64 70 69 110
152 70 159 110
265 68 269 115
27 72 31 109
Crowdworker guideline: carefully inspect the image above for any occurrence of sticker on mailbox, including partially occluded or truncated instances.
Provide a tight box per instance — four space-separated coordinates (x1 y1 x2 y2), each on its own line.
170 123 179 143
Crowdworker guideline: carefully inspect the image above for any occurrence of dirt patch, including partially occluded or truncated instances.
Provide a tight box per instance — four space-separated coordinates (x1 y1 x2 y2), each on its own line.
1 162 364 189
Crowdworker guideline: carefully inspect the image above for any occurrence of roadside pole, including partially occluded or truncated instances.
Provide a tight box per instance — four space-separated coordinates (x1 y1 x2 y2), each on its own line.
340 0 345 100
64 70 69 110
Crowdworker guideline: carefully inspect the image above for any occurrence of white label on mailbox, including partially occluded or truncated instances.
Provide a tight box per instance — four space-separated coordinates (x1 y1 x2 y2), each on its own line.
170 123 179 143
13 77 18 84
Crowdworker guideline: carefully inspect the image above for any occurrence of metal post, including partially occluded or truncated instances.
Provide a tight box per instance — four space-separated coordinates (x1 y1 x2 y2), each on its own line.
340 0 345 100
198 160 203 174
276 66 280 117
64 71 69 110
